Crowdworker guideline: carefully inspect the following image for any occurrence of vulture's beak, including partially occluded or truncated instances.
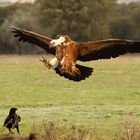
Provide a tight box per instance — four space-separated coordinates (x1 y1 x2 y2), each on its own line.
49 45 54 48
50 40 57 48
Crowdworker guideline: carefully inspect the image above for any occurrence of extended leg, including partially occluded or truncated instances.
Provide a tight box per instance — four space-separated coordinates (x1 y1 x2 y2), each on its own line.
9 128 14 134
16 125 20 135
40 56 58 69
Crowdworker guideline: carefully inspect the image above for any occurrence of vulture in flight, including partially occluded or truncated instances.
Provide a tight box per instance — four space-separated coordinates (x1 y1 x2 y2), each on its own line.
11 27 140 81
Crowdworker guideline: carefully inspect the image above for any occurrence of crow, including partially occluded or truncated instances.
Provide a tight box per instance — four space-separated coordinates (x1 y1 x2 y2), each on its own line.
3 108 21 134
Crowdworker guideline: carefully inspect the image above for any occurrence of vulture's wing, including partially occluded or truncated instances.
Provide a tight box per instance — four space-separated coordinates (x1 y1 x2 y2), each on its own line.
11 26 55 54
78 39 140 61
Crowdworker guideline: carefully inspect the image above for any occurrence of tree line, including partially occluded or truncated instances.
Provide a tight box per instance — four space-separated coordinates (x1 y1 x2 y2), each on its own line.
0 0 140 54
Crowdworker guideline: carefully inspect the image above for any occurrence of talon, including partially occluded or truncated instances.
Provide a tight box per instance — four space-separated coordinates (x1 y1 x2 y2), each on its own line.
40 55 58 70
40 54 47 63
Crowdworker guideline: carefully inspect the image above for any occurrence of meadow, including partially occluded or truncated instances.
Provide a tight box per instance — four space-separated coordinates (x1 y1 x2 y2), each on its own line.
0 55 139 139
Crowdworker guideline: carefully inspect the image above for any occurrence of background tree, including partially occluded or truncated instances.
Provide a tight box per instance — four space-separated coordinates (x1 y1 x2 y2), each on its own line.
0 0 140 54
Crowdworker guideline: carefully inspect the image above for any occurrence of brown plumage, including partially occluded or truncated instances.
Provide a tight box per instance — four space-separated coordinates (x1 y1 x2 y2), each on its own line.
11 26 140 81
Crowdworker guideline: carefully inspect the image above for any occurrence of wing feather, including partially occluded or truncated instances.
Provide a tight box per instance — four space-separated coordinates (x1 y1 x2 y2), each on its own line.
11 26 55 55
55 64 93 81
78 39 140 61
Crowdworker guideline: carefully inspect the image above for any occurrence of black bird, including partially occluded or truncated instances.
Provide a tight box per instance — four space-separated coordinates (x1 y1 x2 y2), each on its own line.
3 108 21 134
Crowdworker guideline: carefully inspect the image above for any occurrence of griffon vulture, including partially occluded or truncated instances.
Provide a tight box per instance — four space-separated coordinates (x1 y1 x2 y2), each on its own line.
11 27 140 81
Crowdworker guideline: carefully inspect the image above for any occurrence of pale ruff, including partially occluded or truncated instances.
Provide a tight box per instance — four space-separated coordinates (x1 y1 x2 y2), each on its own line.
50 36 65 46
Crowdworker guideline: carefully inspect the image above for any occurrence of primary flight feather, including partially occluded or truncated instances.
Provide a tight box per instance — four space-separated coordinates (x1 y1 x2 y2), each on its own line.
11 26 140 81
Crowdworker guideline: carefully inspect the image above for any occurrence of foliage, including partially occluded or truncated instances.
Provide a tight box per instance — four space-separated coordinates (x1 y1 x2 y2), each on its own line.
0 4 17 26
0 3 44 54
38 0 115 40
36 118 140 140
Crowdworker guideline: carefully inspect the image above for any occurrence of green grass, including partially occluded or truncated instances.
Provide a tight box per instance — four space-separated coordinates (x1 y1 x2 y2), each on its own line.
0 55 140 138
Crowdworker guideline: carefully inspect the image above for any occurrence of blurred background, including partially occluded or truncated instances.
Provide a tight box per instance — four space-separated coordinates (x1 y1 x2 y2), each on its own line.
0 0 140 54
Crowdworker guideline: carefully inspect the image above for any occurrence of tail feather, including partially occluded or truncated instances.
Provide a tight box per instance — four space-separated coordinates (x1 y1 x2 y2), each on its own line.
55 64 93 81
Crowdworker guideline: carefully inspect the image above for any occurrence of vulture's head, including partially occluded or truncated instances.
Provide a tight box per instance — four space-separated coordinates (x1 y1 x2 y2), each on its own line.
50 35 72 47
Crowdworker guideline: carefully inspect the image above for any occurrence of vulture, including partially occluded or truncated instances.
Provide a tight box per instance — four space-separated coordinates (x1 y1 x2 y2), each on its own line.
11 26 140 81
3 107 21 134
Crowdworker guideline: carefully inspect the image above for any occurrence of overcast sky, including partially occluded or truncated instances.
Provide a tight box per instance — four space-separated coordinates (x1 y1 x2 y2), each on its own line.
0 0 140 3
0 0 16 2
118 0 140 3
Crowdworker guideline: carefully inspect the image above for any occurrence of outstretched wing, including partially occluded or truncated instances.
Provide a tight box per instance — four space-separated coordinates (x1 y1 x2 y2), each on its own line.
78 39 140 61
11 26 56 55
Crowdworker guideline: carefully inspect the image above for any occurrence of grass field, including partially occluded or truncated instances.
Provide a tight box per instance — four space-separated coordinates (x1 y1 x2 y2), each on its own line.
0 55 139 138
